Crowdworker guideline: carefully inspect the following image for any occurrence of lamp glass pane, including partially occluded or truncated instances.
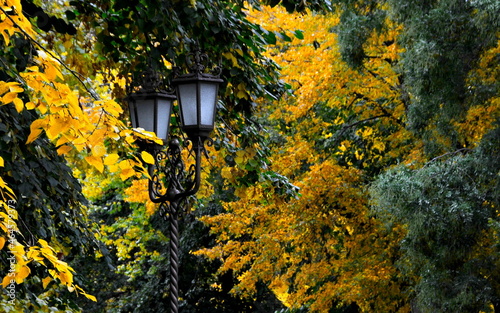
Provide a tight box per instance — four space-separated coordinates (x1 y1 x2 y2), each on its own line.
155 98 173 140
178 83 198 126
128 101 138 128
136 98 155 134
200 82 217 126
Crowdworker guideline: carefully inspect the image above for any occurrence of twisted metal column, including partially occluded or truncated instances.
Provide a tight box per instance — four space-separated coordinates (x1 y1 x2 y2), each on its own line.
168 202 180 313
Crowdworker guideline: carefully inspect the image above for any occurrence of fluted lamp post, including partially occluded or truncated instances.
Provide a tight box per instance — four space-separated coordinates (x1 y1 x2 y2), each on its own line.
127 51 222 313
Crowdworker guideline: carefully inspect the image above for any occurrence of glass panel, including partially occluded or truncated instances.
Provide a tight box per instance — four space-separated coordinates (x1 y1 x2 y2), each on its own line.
136 98 155 134
200 82 217 126
128 100 138 128
178 83 198 126
155 98 173 140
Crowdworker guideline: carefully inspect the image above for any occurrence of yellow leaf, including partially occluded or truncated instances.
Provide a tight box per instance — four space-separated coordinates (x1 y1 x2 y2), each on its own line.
362 127 373 137
56 135 71 147
72 136 87 145
133 129 163 145
75 285 98 302
42 276 52 289
0 237 5 250
141 151 155 164
44 62 62 81
85 156 104 173
38 239 50 248
223 52 238 67
58 271 73 285
2 92 18 105
103 100 123 117
1 275 13 288
373 141 386 152
84 293 97 302
108 164 118 172
57 145 72 155
38 102 48 114
0 156 3 167
0 177 15 196
13 97 24 112
0 82 8 94
233 48 244 56
334 117 344 125
91 145 106 158
47 118 72 139
15 265 30 284
25 101 36 110
63 39 72 50
120 168 135 181
26 118 47 144
9 84 23 93
236 90 248 99
221 167 234 180
26 127 43 144
104 154 120 165
25 65 39 72
118 160 132 170
27 248 45 263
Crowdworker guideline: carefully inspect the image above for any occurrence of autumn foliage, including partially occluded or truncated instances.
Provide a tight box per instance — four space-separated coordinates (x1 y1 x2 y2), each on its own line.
1 0 499 312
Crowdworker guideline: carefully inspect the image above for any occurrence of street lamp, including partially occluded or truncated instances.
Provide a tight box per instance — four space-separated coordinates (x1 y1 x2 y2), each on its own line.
127 50 222 313
127 70 176 141
174 50 223 142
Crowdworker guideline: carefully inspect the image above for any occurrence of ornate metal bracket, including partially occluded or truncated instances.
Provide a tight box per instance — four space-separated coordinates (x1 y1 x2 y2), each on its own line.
146 136 212 207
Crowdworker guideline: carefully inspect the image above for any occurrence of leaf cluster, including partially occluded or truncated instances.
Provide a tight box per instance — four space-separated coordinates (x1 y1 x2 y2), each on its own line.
332 0 500 154
370 122 500 312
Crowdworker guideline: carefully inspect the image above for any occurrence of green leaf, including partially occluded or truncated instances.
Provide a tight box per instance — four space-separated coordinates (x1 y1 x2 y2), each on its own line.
277 31 292 42
294 30 304 40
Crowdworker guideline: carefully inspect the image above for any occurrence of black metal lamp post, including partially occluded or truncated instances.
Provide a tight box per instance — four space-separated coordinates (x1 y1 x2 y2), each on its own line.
127 51 222 313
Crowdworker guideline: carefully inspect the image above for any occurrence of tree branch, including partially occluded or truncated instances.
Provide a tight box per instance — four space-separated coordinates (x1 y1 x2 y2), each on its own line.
422 148 472 168
0 6 99 100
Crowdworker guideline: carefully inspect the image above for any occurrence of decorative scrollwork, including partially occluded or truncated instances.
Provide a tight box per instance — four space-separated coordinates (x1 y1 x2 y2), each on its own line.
147 136 209 212
186 49 208 74
210 64 222 77
136 68 163 92
174 48 222 80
